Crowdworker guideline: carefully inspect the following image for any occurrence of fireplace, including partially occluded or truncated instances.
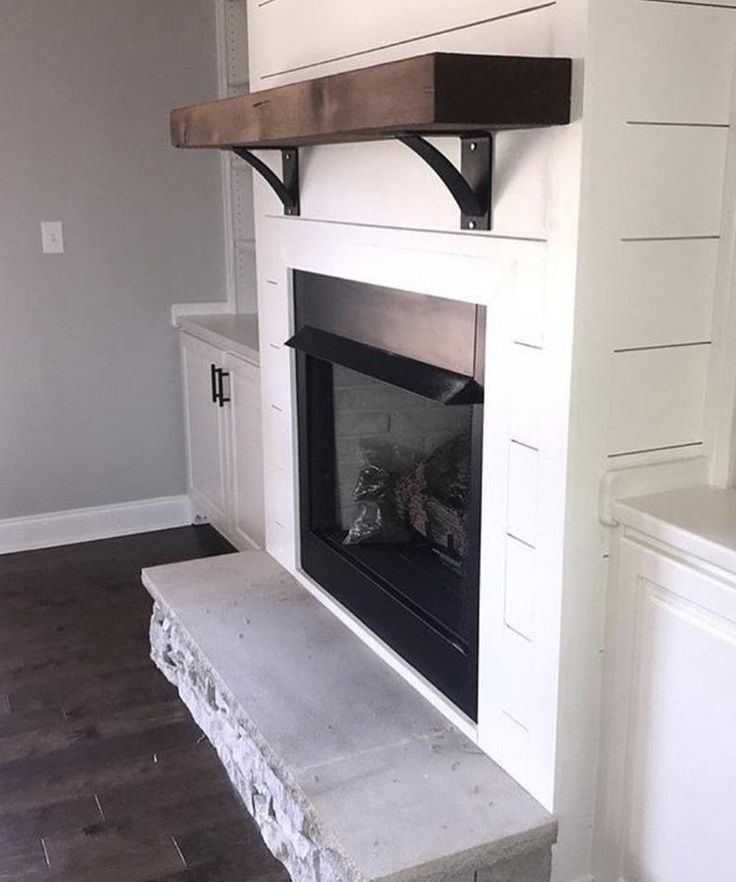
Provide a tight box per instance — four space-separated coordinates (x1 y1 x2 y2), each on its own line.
288 272 485 718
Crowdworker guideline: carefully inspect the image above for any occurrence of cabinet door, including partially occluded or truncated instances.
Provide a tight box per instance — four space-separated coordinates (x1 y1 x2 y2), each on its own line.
596 537 736 882
226 354 265 548
181 333 228 522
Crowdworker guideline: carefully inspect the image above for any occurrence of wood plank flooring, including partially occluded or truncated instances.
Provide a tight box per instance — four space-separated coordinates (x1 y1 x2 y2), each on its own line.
0 527 291 882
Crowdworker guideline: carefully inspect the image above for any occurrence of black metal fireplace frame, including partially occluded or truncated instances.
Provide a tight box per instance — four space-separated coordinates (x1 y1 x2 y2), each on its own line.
291 272 484 719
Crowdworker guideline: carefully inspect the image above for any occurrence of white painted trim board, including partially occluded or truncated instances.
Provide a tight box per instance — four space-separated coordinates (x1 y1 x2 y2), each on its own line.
0 495 193 555
171 301 233 326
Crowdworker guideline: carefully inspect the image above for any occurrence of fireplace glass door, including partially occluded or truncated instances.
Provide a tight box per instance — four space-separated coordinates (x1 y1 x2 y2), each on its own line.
291 272 484 718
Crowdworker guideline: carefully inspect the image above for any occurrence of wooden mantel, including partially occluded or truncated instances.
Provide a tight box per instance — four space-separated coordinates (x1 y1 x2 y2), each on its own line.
170 53 572 150
170 52 571 230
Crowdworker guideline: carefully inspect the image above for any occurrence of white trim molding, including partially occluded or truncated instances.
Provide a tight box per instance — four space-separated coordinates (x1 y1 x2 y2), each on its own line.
171 301 233 327
599 455 710 527
706 50 736 487
0 495 193 555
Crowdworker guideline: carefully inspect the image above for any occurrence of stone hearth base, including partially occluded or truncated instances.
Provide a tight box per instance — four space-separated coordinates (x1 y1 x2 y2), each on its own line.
143 551 555 882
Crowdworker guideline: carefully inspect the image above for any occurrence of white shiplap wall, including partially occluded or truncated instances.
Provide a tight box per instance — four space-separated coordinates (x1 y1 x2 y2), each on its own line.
572 2 736 878
242 1 736 880
606 0 736 469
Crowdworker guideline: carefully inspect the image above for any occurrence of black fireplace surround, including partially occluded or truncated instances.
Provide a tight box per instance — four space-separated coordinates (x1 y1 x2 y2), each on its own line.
288 272 485 718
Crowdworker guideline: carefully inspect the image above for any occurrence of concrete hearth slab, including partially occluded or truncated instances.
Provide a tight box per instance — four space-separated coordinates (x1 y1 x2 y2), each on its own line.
142 551 556 882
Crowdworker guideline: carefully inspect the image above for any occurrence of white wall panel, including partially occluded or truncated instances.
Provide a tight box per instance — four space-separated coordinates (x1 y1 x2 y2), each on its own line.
262 399 294 474
253 182 540 305
501 626 534 728
510 343 543 449
612 239 717 349
499 711 530 785
283 131 550 239
255 262 291 336
620 126 728 239
505 535 538 639
260 341 292 413
507 441 539 545
262 445 297 569
512 259 546 347
609 344 710 455
248 0 553 84
626 2 736 124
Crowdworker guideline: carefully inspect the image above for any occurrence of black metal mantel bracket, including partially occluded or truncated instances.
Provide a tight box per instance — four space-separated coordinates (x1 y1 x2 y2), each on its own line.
232 135 493 229
232 147 300 216
398 134 493 231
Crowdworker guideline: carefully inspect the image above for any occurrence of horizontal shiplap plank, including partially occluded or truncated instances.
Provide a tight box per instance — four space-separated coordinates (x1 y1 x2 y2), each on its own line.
276 131 550 239
609 344 710 456
612 238 718 349
248 0 553 85
649 0 736 6
620 125 728 239
626 1 736 124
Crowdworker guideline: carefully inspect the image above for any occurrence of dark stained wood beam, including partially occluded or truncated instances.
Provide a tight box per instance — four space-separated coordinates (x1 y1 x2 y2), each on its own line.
170 53 572 150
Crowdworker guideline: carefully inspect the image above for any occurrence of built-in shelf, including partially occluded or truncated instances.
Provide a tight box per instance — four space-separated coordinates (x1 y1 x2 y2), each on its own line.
171 52 572 230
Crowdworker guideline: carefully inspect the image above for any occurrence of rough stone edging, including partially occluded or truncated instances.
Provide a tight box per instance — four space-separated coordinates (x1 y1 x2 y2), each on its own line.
149 600 367 882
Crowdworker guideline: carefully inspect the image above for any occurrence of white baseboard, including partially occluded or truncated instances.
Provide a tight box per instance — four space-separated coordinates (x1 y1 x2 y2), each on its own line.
0 495 193 555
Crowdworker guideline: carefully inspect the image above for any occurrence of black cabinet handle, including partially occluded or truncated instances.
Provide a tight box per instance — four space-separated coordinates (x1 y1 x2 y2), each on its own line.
217 368 231 407
210 363 218 404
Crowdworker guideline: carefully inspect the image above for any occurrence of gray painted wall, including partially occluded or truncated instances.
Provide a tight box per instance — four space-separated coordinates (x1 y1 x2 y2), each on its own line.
0 0 224 519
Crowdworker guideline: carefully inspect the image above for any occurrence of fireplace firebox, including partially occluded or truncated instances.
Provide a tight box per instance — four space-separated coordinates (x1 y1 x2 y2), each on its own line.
288 272 485 718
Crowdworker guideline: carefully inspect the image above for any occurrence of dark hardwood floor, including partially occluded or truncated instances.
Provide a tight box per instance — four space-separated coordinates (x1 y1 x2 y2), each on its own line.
0 526 291 882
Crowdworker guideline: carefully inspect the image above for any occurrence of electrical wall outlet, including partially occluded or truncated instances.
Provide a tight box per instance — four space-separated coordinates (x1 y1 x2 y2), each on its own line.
41 221 64 254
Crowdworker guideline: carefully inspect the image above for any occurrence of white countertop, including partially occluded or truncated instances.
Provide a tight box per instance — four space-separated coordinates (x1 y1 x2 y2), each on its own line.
614 485 736 575
178 313 260 365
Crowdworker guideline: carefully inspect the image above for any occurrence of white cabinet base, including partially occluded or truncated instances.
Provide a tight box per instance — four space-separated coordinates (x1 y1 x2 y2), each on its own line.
181 329 264 550
595 491 736 882
181 334 229 523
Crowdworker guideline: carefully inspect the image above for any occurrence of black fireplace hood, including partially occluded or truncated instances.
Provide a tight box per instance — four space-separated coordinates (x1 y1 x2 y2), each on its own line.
286 326 483 406
293 271 485 718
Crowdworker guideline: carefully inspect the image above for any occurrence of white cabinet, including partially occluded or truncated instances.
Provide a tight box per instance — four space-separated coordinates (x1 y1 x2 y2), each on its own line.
181 333 229 523
595 492 736 882
181 329 264 549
